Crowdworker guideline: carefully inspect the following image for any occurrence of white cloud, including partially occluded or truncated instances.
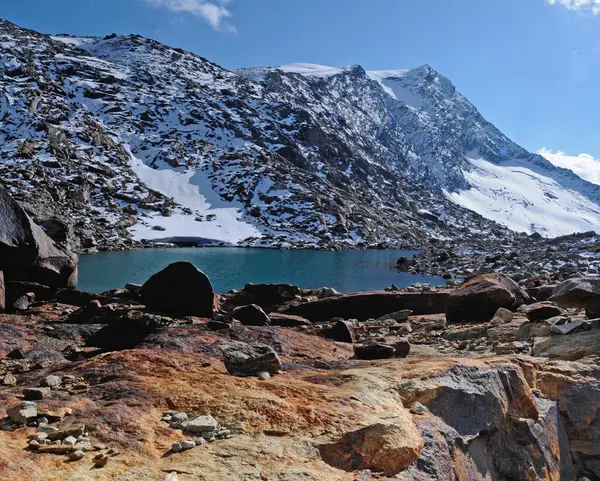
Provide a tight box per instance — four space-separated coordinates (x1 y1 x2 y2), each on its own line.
143 0 237 33
538 147 600 185
545 0 600 14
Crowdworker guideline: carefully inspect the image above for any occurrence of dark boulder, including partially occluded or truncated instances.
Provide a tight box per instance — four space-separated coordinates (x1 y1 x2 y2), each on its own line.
0 185 78 288
355 340 396 360
85 310 165 350
222 283 301 311
140 261 214 317
231 304 270 326
445 273 530 323
549 278 600 318
54 288 102 307
268 313 311 327
327 320 356 343
6 281 53 308
220 340 282 376
522 302 566 322
284 291 448 322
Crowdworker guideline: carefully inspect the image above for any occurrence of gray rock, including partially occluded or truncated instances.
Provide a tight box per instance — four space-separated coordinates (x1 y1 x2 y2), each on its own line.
179 439 196 450
171 442 183 453
2 373 17 386
43 375 62 388
550 277 600 315
375 309 413 322
220 340 282 376
28 439 40 449
6 401 37 424
184 415 219 434
194 437 207 445
68 450 85 461
315 287 340 299
171 412 188 423
410 402 429 415
551 321 587 335
257 371 271 380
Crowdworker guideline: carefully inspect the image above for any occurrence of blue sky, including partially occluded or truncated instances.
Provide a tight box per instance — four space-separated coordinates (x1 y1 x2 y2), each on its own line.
2 0 600 182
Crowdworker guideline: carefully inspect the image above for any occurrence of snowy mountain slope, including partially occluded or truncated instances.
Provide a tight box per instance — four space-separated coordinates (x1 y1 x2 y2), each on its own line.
0 21 597 252
261 63 600 236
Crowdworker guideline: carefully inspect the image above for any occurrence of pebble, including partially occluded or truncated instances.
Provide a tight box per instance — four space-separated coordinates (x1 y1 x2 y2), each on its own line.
43 375 62 388
164 473 179 481
93 454 109 468
171 412 188 423
2 373 17 386
180 440 196 451
29 440 40 449
68 450 85 461
37 417 48 425
410 402 430 415
171 442 183 453
183 415 219 434
34 432 48 441
194 437 206 445
63 436 77 447
257 371 271 381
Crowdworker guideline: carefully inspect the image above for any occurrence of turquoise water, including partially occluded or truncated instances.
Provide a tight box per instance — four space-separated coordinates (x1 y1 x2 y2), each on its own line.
77 248 446 294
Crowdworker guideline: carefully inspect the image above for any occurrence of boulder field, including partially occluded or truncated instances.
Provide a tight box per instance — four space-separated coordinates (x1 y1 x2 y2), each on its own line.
1 259 600 480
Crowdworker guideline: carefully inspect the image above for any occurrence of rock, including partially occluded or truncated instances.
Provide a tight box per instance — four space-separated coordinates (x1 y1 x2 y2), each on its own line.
257 371 271 380
494 341 530 355
285 291 449 321
267 313 311 327
223 283 301 310
68 450 85 461
231 304 270 326
314 287 340 299
54 288 101 307
220 340 282 376
37 444 73 454
354 341 395 360
445 273 530 322
551 321 588 335
327 320 356 343
164 473 179 481
22 387 51 400
0 271 4 311
393 338 411 358
2 373 17 386
140 261 214 317
522 302 566 322
375 309 413 322
63 435 77 446
180 440 196 450
12 293 33 311
171 412 188 423
43 375 62 388
0 185 78 288
194 437 206 445
93 454 109 467
533 329 600 360
5 281 53 306
184 415 219 434
490 307 513 324
28 439 40 449
85 309 164 350
6 401 37 424
550 277 600 316
318 413 424 475
409 402 429 415
46 424 85 441
171 442 183 453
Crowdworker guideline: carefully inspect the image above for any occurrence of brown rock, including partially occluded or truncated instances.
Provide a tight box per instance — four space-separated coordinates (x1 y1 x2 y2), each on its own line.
445 273 530 322
318 413 424 475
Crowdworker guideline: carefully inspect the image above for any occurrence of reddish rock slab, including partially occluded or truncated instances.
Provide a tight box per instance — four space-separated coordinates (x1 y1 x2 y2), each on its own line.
283 291 449 322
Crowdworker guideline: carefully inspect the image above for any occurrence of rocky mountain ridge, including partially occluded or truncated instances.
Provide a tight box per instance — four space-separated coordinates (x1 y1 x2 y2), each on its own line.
1 19 598 252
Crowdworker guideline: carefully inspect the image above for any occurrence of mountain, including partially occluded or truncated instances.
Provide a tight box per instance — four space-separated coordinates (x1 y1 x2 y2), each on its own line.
0 20 598 252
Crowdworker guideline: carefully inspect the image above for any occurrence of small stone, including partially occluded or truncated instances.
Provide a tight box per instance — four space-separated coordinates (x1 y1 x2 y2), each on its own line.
164 473 180 481
22 387 51 400
194 437 206 445
257 371 270 381
106 447 120 456
171 442 183 453
74 441 92 452
2 374 17 386
68 450 85 461
171 412 188 423
184 415 219 434
34 432 48 441
43 375 62 388
409 402 429 415
29 440 40 449
180 440 196 450
203 432 216 442
216 429 231 438
37 417 49 425
37 425 59 434
7 401 37 424
162 414 172 422
93 454 109 468
63 436 77 446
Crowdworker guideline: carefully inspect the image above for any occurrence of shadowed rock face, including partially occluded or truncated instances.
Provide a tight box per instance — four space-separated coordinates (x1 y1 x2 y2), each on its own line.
0 186 78 288
445 273 530 322
550 278 600 317
140 261 214 317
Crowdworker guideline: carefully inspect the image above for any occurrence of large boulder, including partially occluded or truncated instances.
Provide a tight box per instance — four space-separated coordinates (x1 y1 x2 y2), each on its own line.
85 310 166 350
0 186 78 288
140 261 214 317
220 340 282 376
549 277 600 317
445 273 530 322
284 291 448 322
318 412 424 475
231 304 270 326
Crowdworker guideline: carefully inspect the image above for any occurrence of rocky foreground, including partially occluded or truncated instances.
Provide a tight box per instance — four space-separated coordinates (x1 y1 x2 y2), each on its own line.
2 185 600 480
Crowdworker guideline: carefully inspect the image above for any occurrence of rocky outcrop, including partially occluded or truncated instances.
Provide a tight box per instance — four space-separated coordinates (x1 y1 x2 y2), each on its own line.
220 340 282 376
284 291 448 321
0 185 77 288
445 273 530 322
140 261 214 317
